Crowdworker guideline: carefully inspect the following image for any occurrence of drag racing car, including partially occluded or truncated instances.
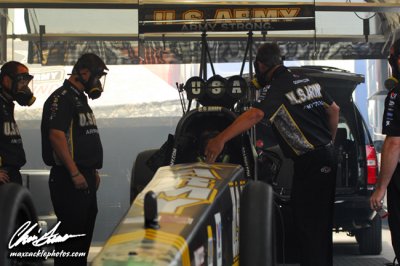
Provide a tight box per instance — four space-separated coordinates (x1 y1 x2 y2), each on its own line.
92 162 276 266
92 70 280 265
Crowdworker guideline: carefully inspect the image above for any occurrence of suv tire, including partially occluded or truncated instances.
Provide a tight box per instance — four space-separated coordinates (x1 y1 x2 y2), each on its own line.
355 215 382 255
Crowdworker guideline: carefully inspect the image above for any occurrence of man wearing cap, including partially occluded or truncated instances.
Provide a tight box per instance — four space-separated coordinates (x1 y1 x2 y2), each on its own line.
41 53 108 266
370 38 400 265
205 43 340 266
0 61 36 185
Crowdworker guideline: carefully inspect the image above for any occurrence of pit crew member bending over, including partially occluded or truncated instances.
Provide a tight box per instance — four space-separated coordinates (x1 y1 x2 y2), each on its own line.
205 42 340 266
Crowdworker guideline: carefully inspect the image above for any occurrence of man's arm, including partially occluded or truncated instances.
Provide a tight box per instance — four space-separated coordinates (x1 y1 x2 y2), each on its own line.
205 107 265 163
370 136 400 209
325 101 340 141
49 129 88 189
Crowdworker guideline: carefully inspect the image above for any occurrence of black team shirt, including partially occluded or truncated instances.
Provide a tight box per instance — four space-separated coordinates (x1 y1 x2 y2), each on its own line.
41 80 103 169
0 90 26 168
253 66 334 158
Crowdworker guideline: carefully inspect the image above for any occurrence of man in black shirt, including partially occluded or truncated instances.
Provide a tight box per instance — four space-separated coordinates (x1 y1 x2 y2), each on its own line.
370 38 400 265
205 43 340 266
0 61 36 185
41 53 107 266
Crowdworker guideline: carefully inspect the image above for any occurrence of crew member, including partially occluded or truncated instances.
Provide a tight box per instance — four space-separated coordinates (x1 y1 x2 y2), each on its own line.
41 53 108 266
0 61 36 184
370 38 400 265
205 43 340 266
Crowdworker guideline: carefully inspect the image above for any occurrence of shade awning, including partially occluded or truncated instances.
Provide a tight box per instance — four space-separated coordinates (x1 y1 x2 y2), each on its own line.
6 1 400 64
0 0 138 8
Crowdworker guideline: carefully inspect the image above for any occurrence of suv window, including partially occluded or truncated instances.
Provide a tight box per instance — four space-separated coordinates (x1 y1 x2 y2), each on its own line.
336 116 359 189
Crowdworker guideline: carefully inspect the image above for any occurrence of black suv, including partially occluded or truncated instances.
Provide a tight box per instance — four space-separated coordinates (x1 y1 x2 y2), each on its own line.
258 65 381 258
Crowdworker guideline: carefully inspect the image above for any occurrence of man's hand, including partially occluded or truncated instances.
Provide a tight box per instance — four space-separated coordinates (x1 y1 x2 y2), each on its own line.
370 186 386 210
0 170 9 184
95 171 100 190
205 136 225 163
325 101 340 141
204 108 265 163
71 173 88 190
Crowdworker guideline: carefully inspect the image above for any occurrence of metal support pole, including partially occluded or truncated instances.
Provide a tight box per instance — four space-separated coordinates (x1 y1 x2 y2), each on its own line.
0 9 7 64
39 25 46 65
200 31 207 80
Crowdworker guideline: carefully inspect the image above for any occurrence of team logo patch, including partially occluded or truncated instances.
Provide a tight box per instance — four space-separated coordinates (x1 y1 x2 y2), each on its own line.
320 166 331 173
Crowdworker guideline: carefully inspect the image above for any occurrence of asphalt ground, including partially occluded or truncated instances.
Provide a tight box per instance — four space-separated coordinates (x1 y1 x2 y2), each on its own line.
278 220 396 266
40 221 396 266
